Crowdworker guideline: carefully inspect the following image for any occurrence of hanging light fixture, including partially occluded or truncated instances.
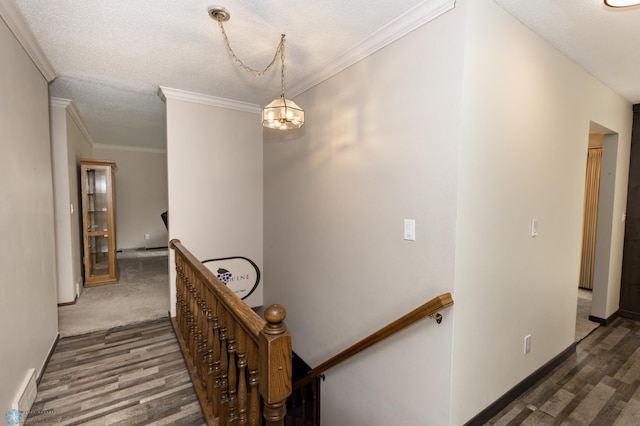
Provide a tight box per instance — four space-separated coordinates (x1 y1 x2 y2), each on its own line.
604 0 640 7
209 6 304 130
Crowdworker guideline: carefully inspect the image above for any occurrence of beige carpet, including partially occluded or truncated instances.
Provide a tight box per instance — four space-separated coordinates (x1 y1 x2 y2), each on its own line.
58 255 170 337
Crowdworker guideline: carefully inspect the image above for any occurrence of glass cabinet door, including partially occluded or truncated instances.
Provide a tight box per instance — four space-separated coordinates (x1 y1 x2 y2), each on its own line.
87 234 111 278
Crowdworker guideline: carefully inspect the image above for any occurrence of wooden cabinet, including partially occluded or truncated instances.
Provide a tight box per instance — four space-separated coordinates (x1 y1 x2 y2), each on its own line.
80 159 118 286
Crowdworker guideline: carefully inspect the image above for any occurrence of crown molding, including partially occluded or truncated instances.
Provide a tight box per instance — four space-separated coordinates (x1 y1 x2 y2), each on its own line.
49 97 72 109
49 97 95 147
288 0 456 97
93 143 167 154
158 86 261 114
0 0 57 82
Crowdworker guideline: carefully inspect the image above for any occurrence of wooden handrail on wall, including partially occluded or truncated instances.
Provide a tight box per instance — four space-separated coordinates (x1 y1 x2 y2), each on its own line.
170 239 292 426
287 293 453 425
298 292 453 387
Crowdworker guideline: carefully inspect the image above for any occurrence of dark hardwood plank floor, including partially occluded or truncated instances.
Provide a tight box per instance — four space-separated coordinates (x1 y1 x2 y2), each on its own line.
487 317 640 425
29 311 640 425
26 318 205 425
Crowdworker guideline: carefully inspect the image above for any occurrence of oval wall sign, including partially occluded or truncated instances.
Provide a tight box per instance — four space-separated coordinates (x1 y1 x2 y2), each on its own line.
201 256 261 300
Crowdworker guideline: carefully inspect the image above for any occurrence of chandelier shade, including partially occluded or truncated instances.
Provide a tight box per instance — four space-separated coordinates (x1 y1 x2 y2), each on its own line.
262 96 305 130
604 0 640 6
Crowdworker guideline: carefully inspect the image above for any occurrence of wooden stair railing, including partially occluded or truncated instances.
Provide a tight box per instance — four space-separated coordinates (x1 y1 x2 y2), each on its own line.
288 292 454 425
170 239 292 426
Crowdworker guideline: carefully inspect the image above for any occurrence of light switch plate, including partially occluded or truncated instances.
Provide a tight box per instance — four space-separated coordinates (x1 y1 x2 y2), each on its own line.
404 219 416 241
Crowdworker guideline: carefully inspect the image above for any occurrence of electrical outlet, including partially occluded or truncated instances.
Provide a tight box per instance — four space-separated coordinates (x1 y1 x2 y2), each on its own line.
144 234 150 240
524 334 531 354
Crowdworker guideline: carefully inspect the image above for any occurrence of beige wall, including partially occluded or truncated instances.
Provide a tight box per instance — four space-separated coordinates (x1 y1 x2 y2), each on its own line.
451 0 632 423
93 145 168 250
67 109 94 296
164 93 264 309
263 4 465 424
50 100 93 303
263 0 633 424
0 17 59 410
52 114 167 304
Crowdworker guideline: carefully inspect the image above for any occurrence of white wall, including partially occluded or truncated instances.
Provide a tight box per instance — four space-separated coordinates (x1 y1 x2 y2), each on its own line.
50 99 93 303
263 5 466 424
592 132 624 320
93 145 168 250
164 91 264 309
450 0 632 423
0 17 59 410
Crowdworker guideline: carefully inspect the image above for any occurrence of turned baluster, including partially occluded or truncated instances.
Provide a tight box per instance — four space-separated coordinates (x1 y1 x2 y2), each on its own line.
175 261 184 333
312 378 320 426
260 305 292 426
236 329 249 425
174 258 182 329
192 284 203 372
191 276 201 357
205 292 216 404
186 273 196 353
176 259 188 337
227 320 238 423
219 308 230 424
300 385 307 426
248 339 260 426
179 269 189 339
185 302 194 356
189 280 200 360
196 285 209 385
291 390 298 426
211 301 222 417
197 290 209 389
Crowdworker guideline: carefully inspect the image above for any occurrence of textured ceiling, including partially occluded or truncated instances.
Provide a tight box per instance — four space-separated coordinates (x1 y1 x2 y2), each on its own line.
12 0 426 149
10 0 640 150
493 0 640 104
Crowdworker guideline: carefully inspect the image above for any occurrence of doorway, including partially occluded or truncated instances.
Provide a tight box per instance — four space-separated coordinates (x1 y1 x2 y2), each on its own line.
576 133 602 341
578 138 602 291
576 122 621 341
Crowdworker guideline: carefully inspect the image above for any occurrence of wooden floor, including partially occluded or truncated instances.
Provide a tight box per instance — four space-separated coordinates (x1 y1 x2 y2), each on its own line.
487 317 640 425
26 318 206 425
27 312 640 425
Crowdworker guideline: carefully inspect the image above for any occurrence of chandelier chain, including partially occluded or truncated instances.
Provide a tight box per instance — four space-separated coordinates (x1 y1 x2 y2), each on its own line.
217 20 286 95
210 7 303 129
280 36 286 96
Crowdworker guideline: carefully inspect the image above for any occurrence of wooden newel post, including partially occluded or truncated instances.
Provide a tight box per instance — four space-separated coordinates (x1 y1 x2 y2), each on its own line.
259 304 292 426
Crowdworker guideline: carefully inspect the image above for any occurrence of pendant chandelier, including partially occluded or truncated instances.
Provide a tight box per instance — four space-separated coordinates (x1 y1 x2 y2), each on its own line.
209 6 304 130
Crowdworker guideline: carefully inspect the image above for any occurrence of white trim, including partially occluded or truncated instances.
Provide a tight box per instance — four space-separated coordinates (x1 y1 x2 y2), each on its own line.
49 97 96 147
158 86 261 114
288 0 456 97
93 143 167 154
49 97 71 109
0 0 56 82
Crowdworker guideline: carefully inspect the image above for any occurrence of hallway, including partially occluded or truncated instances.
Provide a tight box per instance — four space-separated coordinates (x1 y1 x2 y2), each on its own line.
26 318 205 425
576 288 600 342
487 317 640 425
27 292 640 425
58 252 169 337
